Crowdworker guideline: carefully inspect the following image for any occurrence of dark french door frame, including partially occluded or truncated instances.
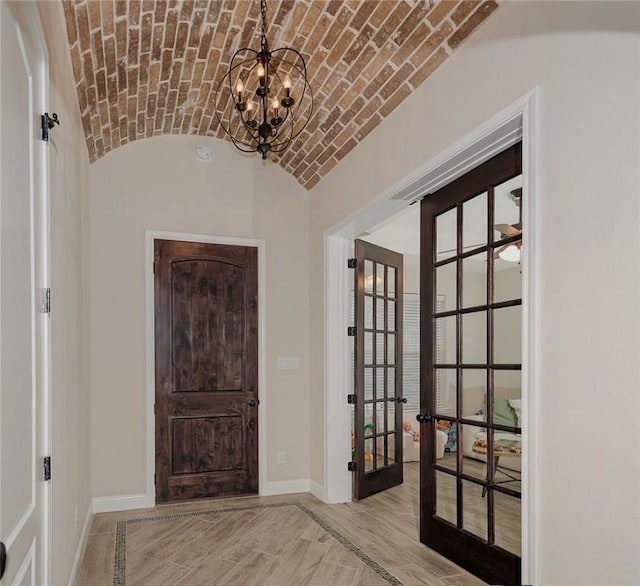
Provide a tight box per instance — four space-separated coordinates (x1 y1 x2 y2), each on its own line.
145 232 266 504
420 143 523 586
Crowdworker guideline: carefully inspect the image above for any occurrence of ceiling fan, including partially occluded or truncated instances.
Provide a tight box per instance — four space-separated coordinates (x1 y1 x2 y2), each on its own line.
494 188 522 262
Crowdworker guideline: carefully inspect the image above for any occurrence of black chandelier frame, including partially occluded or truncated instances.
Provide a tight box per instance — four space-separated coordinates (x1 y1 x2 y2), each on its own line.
214 0 313 160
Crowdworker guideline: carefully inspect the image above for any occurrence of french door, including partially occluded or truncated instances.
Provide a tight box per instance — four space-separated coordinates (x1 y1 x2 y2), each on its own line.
353 240 404 499
419 144 523 585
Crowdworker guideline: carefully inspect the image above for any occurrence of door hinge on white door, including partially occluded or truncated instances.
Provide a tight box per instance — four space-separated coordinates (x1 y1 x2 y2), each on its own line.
41 112 60 142
43 456 51 481
38 288 51 314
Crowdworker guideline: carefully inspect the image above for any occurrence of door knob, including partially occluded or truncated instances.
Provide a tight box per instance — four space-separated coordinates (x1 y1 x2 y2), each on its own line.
396 397 408 404
416 413 432 423
248 399 260 407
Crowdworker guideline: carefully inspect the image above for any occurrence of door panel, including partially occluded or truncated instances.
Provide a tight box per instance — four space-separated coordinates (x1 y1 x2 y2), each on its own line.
0 3 48 584
154 240 258 503
353 240 403 499
420 144 523 586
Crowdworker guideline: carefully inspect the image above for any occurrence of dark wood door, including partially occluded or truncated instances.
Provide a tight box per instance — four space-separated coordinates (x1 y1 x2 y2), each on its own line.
353 239 404 499
420 144 523 585
154 239 259 503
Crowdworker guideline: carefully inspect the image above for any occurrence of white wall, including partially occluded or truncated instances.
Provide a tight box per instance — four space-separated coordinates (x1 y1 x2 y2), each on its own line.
309 2 640 584
88 136 310 498
37 2 92 584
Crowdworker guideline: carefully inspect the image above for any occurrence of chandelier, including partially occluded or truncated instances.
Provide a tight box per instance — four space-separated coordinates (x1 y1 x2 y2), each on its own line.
214 0 313 160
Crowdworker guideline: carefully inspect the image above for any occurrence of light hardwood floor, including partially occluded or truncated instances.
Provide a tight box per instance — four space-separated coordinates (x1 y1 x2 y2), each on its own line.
77 463 517 585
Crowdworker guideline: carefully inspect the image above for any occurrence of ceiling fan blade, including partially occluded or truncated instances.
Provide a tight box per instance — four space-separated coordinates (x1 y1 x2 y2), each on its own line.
494 223 522 237
494 245 507 259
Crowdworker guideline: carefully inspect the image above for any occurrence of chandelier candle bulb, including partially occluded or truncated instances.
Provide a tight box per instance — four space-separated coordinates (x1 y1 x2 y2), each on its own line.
236 79 244 103
257 63 265 86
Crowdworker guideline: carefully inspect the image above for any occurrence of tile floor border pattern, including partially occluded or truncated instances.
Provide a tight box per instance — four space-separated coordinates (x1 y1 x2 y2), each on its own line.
111 500 403 586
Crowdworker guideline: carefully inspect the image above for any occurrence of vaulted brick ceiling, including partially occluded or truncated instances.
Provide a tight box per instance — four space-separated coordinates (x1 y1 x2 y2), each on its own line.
63 0 499 189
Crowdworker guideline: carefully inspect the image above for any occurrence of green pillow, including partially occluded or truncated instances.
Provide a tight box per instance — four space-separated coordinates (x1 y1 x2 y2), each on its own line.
493 396 518 426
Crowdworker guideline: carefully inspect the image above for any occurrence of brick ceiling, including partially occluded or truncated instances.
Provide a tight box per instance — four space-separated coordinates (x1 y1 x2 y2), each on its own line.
63 0 499 189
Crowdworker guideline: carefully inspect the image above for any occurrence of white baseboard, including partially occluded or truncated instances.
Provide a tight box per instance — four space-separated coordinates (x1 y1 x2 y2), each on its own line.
67 503 92 586
92 493 153 514
309 479 324 501
260 478 310 496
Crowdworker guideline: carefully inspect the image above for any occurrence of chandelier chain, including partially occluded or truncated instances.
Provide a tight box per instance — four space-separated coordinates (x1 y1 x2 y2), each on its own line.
260 0 268 52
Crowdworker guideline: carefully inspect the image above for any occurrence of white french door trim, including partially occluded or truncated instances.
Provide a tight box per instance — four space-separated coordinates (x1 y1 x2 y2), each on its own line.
324 90 539 584
144 230 267 506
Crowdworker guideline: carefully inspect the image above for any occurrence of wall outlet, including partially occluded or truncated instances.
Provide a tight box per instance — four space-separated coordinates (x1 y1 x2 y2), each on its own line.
74 505 79 528
277 451 287 464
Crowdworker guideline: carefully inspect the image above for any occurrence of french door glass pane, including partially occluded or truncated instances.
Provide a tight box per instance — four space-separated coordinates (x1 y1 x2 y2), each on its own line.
463 192 487 251
494 305 522 364
462 252 487 308
364 260 374 294
387 300 396 331
387 266 396 298
435 262 456 312
375 263 384 295
364 295 373 329
387 401 396 433
376 368 384 401
436 421 456 472
364 331 373 364
436 208 457 262
364 438 374 472
494 491 521 555
387 368 396 398
462 480 487 541
435 471 457 525
375 333 385 364
387 334 395 363
461 369 486 417
494 174 522 242
462 311 486 364
364 367 373 402
494 262 522 303
462 423 487 481
435 316 456 364
376 297 385 329
435 368 456 416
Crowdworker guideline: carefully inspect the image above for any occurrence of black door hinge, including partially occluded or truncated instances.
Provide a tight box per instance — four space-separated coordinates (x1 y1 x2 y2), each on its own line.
347 394 356 404
347 326 356 336
41 112 60 142
347 258 357 269
347 461 357 472
43 456 51 481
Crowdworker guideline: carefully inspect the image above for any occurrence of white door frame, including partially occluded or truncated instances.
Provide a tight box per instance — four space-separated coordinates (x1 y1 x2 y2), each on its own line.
323 90 539 584
144 230 267 505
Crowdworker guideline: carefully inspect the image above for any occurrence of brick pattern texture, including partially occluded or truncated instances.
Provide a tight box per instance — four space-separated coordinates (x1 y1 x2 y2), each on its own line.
63 0 499 189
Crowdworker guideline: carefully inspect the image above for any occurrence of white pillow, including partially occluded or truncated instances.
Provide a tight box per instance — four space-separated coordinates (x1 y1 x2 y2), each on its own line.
508 399 522 427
